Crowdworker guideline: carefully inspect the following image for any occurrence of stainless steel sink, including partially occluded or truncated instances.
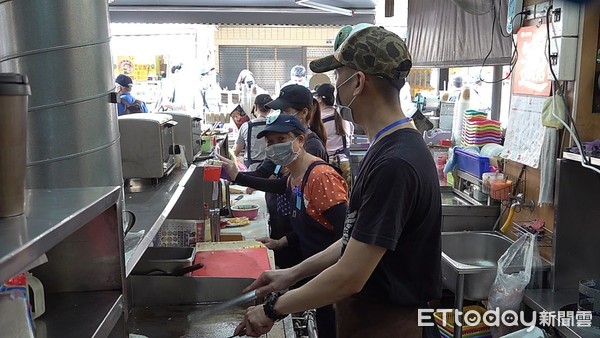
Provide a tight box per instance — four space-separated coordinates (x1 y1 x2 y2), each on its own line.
441 231 513 301
128 276 292 337
442 231 552 338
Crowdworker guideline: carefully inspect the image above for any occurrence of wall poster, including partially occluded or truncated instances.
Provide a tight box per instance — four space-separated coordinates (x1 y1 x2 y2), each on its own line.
512 25 551 96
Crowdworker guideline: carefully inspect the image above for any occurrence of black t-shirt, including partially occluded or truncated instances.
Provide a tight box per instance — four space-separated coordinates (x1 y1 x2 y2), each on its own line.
341 128 442 306
305 132 328 163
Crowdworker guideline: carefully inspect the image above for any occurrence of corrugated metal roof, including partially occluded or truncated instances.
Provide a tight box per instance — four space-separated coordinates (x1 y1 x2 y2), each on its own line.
109 0 377 25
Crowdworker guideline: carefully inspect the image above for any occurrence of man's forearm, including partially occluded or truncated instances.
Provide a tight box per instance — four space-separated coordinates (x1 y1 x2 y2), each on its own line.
275 239 387 316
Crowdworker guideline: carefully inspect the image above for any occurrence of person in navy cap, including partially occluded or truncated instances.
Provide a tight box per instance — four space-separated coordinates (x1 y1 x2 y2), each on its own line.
218 113 348 337
115 74 148 115
267 84 328 163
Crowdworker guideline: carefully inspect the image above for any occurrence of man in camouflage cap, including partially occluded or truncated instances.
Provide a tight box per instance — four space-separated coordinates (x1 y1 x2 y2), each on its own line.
234 25 442 338
311 24 412 90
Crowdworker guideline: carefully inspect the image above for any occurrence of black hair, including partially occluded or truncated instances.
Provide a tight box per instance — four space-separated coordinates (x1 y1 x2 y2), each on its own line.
370 74 401 103
290 99 327 146
256 102 270 114
321 92 335 106
332 110 346 138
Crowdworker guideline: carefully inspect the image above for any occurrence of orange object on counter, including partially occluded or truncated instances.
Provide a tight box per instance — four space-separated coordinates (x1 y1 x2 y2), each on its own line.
203 165 222 182
192 247 271 279
490 180 512 200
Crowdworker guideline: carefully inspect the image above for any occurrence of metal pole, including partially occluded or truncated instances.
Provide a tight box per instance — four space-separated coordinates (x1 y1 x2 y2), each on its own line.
490 66 503 121
438 68 449 92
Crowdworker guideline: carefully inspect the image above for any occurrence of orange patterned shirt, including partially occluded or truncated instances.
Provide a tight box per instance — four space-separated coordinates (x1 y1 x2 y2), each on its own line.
299 162 349 230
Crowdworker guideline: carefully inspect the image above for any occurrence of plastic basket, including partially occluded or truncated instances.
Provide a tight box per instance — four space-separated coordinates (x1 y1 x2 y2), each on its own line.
455 148 491 179
434 305 492 338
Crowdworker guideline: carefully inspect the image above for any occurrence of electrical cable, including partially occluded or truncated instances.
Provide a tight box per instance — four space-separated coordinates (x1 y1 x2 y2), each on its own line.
544 6 585 152
496 0 512 38
479 9 529 84
545 6 600 176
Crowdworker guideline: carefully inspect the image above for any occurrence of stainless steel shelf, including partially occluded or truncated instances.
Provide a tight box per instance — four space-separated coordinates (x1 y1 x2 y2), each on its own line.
0 187 121 284
456 169 482 185
123 165 196 276
36 291 123 338
563 151 600 167
524 289 600 338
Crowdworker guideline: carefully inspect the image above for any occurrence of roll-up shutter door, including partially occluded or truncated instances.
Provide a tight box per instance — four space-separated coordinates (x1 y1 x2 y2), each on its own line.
219 46 304 95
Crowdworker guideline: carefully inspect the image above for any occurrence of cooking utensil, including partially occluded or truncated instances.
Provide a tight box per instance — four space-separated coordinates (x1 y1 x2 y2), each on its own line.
231 195 244 206
191 290 257 321
123 210 136 234
146 262 204 276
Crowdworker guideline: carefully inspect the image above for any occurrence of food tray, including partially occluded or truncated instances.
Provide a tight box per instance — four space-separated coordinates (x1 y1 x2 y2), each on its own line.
131 247 195 275
455 148 491 179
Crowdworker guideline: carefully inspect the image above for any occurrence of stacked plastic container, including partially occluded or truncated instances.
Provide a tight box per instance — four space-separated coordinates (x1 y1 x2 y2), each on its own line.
461 111 502 147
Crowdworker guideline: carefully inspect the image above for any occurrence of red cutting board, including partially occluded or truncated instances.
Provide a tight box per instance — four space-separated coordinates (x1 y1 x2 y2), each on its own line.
192 247 271 279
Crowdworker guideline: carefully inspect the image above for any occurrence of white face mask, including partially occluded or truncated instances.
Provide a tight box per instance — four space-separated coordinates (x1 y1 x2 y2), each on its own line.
265 137 300 166
335 73 358 123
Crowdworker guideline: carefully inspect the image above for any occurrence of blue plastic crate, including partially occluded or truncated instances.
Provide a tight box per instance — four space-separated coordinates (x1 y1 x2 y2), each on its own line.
455 148 491 179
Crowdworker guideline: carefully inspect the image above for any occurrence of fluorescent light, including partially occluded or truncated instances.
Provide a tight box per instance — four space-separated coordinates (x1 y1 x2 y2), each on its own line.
295 0 354 16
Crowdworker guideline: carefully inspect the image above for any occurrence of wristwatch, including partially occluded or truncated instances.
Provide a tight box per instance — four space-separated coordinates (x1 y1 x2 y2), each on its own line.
263 292 287 321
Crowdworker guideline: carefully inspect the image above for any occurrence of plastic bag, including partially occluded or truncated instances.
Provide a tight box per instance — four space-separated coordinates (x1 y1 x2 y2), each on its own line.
541 93 566 129
488 233 542 336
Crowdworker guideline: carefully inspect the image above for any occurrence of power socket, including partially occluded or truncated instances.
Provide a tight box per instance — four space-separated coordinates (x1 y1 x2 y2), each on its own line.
523 5 535 20
534 1 550 19
549 36 578 81
551 0 580 38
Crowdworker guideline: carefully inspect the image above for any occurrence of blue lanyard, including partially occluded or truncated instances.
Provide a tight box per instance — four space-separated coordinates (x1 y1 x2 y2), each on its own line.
371 117 412 145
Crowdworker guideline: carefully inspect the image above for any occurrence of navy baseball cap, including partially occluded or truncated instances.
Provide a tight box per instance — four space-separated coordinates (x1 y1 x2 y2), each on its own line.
266 84 312 111
256 113 306 139
115 74 133 87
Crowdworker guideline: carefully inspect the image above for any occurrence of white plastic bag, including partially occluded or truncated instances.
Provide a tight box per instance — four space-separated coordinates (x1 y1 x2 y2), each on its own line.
488 233 541 336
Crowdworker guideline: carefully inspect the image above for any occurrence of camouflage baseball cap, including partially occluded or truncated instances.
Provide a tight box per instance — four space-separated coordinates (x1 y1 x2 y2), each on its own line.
310 25 412 84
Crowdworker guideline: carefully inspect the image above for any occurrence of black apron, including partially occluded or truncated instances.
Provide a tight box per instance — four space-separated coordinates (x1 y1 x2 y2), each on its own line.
266 165 301 269
288 161 337 259
288 161 339 338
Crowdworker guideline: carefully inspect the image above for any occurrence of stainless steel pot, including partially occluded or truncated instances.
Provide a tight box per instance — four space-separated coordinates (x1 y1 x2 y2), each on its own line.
0 73 30 217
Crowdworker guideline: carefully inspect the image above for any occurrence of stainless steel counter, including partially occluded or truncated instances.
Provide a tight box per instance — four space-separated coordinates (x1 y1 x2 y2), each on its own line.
129 276 292 337
523 289 600 337
123 167 296 337
440 186 499 232
0 186 123 337
0 187 121 283
221 188 270 239
123 166 195 276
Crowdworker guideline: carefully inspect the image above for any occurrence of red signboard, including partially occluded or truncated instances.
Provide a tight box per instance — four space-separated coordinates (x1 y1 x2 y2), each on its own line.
512 25 551 96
